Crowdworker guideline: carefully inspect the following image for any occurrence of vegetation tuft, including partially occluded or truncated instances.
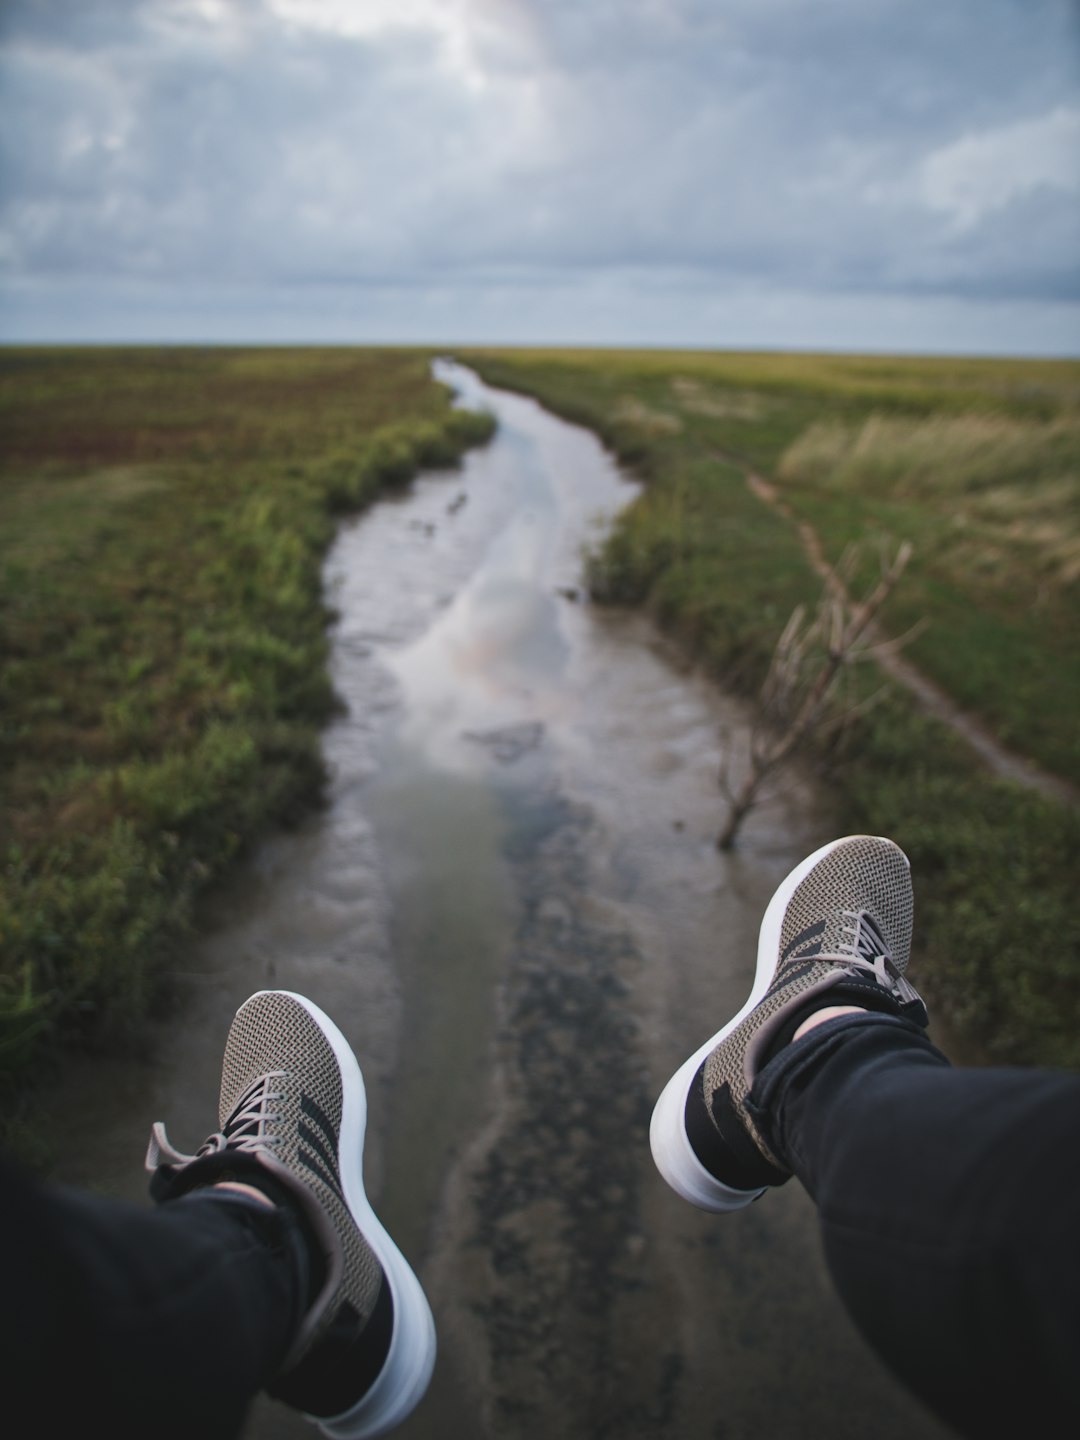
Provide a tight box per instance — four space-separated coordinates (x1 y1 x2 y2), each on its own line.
0 347 493 1098
459 347 1080 1070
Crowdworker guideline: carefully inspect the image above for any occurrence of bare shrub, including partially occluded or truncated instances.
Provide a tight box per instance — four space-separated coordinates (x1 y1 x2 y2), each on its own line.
717 539 916 850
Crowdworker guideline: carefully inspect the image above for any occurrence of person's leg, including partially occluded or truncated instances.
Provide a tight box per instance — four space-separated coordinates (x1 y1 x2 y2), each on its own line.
5 988 435 1440
650 834 1080 1438
2 1154 307 1438
751 1012 1080 1436
651 834 929 1212
146 989 435 1437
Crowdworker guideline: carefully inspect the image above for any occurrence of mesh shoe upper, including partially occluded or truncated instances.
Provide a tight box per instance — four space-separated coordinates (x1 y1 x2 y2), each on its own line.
217 993 383 1339
147 993 384 1375
700 836 926 1174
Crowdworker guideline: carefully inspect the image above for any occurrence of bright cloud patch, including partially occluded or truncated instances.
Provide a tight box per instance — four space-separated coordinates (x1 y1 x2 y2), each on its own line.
921 106 1080 231
0 0 1077 349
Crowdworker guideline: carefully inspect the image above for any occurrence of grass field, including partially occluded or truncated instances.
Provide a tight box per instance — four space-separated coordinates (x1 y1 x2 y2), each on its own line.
458 347 1080 1069
3 343 1077 1111
0 347 492 1098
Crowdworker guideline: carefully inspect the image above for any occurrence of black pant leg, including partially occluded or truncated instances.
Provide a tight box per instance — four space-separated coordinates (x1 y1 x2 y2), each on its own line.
1 1153 307 1439
749 1015 1080 1439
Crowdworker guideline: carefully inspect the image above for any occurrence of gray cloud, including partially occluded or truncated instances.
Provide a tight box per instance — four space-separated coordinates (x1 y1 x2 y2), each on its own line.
1 0 1077 348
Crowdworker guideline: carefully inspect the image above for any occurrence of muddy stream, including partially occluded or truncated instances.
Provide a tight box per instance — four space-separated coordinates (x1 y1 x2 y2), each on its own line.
47 364 949 1439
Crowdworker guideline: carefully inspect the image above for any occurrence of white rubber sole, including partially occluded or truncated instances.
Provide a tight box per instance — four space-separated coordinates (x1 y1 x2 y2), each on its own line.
265 991 437 1440
649 837 878 1212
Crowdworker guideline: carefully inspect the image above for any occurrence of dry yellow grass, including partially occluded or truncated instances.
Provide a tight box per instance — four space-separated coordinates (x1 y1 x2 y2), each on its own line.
611 395 683 436
479 344 1080 409
778 411 1080 590
668 377 769 422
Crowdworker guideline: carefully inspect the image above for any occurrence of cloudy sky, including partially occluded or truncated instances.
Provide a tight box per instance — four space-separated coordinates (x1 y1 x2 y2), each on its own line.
1 0 1078 353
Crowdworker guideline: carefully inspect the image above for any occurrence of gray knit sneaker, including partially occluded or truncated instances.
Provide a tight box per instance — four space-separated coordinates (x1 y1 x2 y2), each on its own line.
145 990 435 1438
650 836 927 1212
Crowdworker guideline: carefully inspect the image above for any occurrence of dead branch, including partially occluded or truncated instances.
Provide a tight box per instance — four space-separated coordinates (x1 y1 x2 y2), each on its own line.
717 539 914 850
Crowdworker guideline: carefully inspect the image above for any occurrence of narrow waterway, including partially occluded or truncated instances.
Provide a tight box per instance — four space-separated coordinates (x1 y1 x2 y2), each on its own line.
47 364 949 1439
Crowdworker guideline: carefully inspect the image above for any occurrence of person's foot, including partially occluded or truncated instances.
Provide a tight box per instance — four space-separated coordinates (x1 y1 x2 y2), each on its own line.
146 990 435 1438
650 835 928 1212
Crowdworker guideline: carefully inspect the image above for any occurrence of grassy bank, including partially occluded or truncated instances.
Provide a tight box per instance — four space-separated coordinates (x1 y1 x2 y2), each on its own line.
0 347 492 1093
459 348 1080 1069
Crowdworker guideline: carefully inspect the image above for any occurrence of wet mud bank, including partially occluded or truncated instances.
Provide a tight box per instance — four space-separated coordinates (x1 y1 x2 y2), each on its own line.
47 364 950 1439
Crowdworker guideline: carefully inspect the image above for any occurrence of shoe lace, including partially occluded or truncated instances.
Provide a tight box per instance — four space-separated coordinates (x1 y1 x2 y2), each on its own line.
146 1070 288 1170
828 910 921 1007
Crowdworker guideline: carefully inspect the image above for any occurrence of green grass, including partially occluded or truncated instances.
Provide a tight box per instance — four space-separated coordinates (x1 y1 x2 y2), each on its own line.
458 346 1080 1069
5 340 1078 1088
775 410 1080 777
0 347 493 1088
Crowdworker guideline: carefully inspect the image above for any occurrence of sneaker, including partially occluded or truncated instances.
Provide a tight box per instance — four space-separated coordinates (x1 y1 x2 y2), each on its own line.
649 835 927 1212
145 990 435 1439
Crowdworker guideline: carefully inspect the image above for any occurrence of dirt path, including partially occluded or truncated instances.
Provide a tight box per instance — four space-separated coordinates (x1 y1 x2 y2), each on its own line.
718 449 1079 809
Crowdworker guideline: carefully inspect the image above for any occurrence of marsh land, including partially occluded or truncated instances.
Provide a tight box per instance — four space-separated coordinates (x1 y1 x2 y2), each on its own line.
2 343 1077 1118
0 347 493 1118
460 347 1080 1069
3 345 1076 1438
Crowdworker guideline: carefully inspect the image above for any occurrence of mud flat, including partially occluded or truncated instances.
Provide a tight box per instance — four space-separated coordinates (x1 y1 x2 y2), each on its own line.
45 364 950 1439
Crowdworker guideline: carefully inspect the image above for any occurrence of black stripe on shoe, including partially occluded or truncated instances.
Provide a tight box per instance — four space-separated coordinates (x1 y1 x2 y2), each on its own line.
270 1272 396 1418
298 1120 343 1192
297 1144 348 1207
781 921 827 964
298 1094 349 1205
684 1065 788 1191
300 1093 343 1155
